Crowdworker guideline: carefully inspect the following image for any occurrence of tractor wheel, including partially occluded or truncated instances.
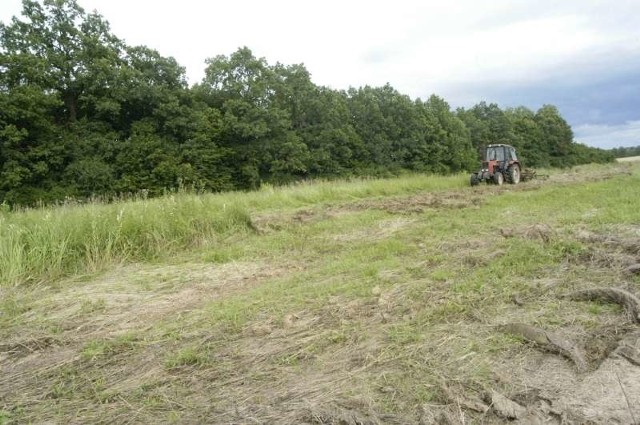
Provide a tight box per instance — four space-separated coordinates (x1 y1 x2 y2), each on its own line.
507 165 520 184
470 173 480 186
493 172 504 186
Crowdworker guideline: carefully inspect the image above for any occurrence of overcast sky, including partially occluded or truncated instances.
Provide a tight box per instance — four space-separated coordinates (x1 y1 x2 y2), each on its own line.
2 0 639 149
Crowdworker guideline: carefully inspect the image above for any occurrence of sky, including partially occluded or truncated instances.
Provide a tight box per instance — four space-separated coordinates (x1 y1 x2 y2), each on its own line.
1 0 639 149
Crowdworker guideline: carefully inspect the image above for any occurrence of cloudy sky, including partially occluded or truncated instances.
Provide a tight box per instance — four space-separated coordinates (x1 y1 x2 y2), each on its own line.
1 0 639 149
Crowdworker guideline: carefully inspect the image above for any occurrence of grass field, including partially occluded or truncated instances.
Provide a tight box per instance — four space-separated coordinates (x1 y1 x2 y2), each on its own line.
617 155 640 162
1 163 640 424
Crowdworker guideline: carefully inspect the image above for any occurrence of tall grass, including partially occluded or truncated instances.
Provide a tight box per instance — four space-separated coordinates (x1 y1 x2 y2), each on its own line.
0 194 252 286
0 172 467 286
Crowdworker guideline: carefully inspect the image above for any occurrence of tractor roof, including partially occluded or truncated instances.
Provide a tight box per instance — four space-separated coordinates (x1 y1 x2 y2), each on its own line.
487 144 515 149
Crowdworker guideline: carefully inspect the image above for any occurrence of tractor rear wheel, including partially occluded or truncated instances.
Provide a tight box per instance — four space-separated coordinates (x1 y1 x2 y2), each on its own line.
493 172 504 185
507 165 520 184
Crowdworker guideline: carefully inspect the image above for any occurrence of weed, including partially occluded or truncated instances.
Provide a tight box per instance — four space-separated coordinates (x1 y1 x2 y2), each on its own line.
79 298 106 315
165 346 208 369
81 333 139 360
431 269 453 282
387 324 422 345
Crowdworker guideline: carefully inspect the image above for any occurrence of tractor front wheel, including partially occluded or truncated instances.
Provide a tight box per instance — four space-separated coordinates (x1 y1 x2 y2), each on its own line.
470 173 480 186
507 165 520 184
493 172 504 186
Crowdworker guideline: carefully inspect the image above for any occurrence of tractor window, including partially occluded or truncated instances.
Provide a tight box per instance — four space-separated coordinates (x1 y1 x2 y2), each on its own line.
510 148 518 161
487 147 505 161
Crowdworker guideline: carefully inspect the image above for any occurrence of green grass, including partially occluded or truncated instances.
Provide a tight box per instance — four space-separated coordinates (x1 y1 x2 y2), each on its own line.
80 333 139 361
0 194 252 285
164 346 209 369
0 173 467 286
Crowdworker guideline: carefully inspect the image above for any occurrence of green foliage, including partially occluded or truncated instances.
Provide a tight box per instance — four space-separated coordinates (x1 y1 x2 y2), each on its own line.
457 103 614 168
610 145 640 158
535 104 573 167
0 2 613 206
424 95 476 172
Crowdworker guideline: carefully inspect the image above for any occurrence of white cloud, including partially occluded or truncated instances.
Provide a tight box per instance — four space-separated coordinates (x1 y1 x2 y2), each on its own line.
2 0 640 148
2 0 638 91
574 121 640 149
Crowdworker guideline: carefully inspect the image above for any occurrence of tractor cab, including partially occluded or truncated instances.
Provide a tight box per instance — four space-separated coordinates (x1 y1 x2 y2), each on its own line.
471 144 521 186
485 145 516 162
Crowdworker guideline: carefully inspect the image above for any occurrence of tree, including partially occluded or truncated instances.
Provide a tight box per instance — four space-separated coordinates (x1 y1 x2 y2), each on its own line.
504 106 547 167
0 69 67 204
456 101 514 157
347 84 429 173
1 0 124 124
0 0 126 203
534 105 573 167
610 145 640 158
424 95 475 172
1 1 226 202
292 86 365 177
196 47 309 187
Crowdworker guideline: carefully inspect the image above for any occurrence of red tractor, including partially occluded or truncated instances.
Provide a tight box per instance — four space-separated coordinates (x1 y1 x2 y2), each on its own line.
470 144 521 186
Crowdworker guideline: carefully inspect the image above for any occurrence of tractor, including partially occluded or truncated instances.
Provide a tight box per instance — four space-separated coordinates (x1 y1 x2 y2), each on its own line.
470 144 521 186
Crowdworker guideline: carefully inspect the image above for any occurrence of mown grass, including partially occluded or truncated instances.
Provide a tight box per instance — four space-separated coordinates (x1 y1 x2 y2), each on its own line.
170 164 640 333
2 162 639 423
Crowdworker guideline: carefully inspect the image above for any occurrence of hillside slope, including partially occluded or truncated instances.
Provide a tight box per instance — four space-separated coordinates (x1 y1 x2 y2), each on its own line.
2 163 640 424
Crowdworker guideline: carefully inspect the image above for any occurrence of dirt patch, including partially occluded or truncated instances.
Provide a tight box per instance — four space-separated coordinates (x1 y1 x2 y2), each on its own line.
500 323 587 372
471 223 640 424
440 329 640 424
530 346 640 423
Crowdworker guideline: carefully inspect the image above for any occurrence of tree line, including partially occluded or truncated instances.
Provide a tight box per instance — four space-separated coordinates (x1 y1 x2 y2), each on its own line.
0 0 614 206
610 146 640 158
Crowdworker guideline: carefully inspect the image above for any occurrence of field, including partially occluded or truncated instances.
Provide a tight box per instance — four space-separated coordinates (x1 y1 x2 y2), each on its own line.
617 155 640 162
1 163 640 424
